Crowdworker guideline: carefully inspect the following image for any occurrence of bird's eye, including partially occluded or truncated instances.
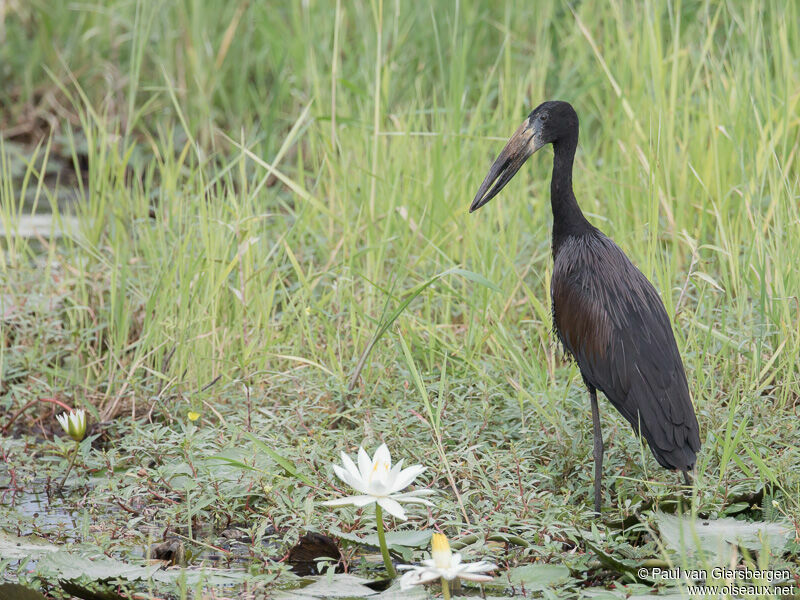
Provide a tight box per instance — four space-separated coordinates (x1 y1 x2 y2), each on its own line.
540 114 548 122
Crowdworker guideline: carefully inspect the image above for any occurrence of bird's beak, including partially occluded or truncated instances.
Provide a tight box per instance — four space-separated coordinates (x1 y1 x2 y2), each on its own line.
470 117 544 212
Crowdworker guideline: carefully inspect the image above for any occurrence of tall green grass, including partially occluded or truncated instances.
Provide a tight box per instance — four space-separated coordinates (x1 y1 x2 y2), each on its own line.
1 0 799 513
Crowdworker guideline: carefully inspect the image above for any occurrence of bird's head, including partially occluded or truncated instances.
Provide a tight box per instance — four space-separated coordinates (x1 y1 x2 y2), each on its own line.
470 100 578 212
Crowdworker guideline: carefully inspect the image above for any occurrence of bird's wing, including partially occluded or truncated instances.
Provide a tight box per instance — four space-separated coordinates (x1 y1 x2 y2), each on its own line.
551 234 701 470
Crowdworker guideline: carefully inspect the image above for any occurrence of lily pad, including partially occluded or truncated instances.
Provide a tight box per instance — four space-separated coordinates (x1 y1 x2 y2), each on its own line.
330 528 433 563
0 532 60 559
373 583 428 599
362 530 432 549
507 564 572 588
274 573 378 598
1 533 258 589
331 528 431 548
654 512 792 562
34 551 163 582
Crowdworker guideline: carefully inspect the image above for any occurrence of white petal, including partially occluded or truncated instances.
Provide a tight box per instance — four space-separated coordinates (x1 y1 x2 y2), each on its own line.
357 447 372 479
391 492 435 506
420 559 437 568
440 569 459 581
321 495 376 508
458 572 494 582
333 464 367 494
463 561 497 574
377 496 407 520
56 414 69 431
386 460 403 486
331 464 351 485
367 480 390 496
340 451 362 482
389 458 404 478
349 494 378 507
372 443 391 471
399 567 441 589
389 464 425 492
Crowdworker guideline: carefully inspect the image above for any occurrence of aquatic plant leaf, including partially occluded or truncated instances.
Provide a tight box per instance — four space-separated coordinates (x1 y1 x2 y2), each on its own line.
241 430 314 486
363 530 432 549
0 533 59 559
507 564 572 588
274 573 378 598
654 512 792 562
373 583 427 599
582 539 642 578
0 583 49 600
153 566 262 586
35 551 162 581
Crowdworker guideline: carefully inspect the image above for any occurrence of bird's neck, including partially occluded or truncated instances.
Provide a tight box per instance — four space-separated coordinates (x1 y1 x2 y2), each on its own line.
550 134 591 254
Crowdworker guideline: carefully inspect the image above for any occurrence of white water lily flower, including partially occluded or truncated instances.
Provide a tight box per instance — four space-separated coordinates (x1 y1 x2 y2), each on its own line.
322 443 434 520
56 409 87 442
399 533 496 589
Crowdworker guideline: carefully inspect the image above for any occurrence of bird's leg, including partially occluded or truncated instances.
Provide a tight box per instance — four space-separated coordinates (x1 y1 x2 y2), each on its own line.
682 470 692 487
588 385 604 515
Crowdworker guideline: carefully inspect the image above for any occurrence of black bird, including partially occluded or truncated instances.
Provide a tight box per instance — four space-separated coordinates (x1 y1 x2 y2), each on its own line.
470 101 701 514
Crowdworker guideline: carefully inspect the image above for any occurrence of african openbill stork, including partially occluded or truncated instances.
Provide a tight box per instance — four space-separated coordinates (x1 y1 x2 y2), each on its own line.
470 101 701 514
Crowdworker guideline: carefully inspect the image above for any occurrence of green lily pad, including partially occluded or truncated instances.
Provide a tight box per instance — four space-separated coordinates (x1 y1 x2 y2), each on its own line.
654 512 792 562
34 551 163 582
0 532 59 559
374 583 427 599
507 564 572 588
363 530 432 549
273 574 378 598
330 528 432 549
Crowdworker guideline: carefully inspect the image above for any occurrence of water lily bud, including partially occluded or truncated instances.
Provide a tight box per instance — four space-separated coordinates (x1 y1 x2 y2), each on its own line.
56 409 87 442
431 533 452 569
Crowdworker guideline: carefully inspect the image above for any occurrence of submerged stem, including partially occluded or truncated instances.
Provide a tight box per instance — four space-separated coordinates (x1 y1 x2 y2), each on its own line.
374 504 396 578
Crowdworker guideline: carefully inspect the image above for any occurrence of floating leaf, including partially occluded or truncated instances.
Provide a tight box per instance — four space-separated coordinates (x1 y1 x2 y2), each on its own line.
330 528 431 550
0 532 59 559
363 530 432 549
654 512 792 563
34 551 162 582
273 574 378 598
374 582 428 599
507 564 572 588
